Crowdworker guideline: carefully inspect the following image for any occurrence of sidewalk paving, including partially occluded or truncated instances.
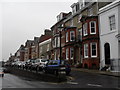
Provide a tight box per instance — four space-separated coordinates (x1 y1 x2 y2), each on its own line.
72 68 120 77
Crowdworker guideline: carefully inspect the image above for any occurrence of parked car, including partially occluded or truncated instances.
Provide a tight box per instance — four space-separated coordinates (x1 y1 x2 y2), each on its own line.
0 67 4 77
34 59 49 71
25 59 36 71
20 61 27 69
43 60 71 75
16 61 23 68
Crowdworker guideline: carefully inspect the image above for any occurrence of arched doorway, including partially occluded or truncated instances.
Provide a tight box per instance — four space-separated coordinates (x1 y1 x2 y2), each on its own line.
104 43 110 65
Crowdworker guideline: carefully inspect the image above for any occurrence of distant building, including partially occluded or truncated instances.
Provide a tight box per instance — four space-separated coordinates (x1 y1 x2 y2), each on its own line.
51 12 71 60
24 40 34 60
39 29 52 59
19 45 25 61
31 37 39 59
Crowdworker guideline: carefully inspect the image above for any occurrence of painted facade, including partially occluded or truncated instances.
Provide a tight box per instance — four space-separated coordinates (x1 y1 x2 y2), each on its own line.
99 0 120 71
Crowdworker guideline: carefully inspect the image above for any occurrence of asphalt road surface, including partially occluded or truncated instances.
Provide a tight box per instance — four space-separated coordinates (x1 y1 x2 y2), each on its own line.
1 70 120 89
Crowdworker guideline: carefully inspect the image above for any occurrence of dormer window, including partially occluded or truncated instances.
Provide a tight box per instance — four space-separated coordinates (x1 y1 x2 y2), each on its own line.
72 6 76 14
79 0 85 9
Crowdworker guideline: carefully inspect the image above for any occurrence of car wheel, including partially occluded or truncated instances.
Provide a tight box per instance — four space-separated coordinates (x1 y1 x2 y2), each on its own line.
2 74 4 77
55 70 58 76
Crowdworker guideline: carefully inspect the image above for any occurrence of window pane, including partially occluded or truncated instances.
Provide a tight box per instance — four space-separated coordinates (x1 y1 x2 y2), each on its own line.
91 43 97 57
90 21 96 34
83 23 87 36
70 48 74 59
91 28 95 33
109 15 116 30
84 44 88 58
70 31 75 41
66 32 68 42
91 22 95 27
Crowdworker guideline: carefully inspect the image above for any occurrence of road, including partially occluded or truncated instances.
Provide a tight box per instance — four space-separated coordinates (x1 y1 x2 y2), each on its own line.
1 70 120 89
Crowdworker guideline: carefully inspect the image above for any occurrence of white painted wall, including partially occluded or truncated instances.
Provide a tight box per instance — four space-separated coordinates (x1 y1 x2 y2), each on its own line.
99 1 119 69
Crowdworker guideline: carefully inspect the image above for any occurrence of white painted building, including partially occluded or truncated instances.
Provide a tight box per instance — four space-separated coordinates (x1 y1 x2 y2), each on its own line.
39 38 51 59
99 0 120 71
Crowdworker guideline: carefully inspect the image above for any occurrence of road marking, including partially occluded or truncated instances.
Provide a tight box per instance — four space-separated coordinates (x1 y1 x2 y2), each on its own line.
87 83 102 87
67 81 78 85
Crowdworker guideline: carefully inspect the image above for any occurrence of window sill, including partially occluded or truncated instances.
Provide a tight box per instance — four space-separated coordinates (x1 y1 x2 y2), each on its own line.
90 33 96 35
91 56 97 58
84 56 88 59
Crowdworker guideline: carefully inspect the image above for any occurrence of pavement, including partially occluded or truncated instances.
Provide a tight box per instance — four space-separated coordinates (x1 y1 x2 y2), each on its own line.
72 68 120 77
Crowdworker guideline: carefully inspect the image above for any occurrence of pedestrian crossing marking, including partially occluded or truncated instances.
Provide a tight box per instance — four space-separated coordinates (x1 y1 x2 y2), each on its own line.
87 83 102 87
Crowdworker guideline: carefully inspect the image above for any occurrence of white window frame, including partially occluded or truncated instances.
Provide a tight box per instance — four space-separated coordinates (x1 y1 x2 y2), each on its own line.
90 21 96 34
83 23 88 36
70 48 74 59
66 48 69 60
84 43 88 58
109 15 116 31
66 32 68 42
70 31 75 41
90 42 97 57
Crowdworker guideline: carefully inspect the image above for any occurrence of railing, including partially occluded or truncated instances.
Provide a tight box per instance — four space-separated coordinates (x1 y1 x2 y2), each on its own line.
110 58 120 72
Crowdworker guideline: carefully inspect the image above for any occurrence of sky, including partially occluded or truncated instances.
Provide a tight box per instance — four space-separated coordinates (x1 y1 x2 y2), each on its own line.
0 0 78 61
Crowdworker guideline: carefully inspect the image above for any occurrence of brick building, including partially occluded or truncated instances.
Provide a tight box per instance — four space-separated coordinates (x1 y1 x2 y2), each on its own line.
80 16 100 69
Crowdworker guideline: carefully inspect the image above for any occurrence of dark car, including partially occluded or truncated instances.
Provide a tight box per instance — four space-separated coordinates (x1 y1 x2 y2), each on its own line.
43 60 71 75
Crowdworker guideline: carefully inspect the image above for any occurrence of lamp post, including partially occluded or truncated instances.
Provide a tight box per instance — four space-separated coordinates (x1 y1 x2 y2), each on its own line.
59 30 62 64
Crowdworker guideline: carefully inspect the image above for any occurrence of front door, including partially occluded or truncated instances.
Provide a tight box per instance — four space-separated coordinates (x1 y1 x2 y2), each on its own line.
104 43 110 64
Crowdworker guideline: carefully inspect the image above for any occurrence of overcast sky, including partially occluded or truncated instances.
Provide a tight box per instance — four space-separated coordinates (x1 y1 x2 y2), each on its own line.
0 0 78 61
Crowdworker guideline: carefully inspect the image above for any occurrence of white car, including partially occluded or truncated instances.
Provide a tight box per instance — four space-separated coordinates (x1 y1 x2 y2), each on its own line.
35 59 48 71
0 68 4 77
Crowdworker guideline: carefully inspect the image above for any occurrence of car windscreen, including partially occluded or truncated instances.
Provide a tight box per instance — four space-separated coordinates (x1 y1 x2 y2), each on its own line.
48 60 58 65
41 59 48 62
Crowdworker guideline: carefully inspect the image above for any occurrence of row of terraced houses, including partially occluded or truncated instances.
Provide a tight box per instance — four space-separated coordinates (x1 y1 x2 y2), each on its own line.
8 0 120 71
